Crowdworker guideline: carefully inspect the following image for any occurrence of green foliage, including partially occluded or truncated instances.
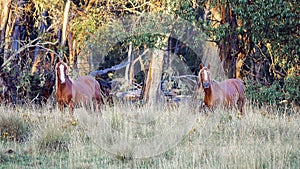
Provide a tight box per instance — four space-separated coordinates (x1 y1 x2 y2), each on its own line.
3 57 50 103
169 0 196 21
206 23 230 42
231 0 299 71
246 80 281 106
71 8 104 42
83 12 203 70
204 0 299 110
204 0 298 75
31 0 64 28
245 74 300 111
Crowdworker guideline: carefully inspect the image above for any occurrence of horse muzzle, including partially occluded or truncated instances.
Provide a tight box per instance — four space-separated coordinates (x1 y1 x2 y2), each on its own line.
203 82 210 88
59 79 66 84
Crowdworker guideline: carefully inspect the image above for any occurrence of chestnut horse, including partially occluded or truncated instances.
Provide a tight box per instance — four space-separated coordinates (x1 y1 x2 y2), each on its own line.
55 61 102 115
198 63 245 114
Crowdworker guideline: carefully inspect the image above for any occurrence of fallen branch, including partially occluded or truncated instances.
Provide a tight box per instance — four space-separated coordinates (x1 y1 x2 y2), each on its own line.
172 74 198 85
90 61 130 76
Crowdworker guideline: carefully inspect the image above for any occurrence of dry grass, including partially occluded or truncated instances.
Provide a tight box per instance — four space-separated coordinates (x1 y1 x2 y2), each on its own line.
0 101 299 168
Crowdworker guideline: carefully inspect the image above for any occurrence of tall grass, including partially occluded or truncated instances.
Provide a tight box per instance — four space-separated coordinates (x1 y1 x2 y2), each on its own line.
0 102 299 168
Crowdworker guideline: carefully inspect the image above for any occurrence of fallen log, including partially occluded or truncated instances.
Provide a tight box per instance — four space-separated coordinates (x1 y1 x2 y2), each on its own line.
90 61 130 77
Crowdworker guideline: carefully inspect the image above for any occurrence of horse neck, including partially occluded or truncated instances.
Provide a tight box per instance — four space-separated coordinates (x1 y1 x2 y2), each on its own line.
203 85 212 97
203 80 216 101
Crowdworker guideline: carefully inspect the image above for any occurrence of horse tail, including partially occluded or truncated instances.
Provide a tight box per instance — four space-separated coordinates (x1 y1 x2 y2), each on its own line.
93 79 103 103
236 79 245 94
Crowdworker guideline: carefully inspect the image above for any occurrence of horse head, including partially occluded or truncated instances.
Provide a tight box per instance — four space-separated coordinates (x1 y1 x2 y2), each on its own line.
55 61 68 84
199 63 211 89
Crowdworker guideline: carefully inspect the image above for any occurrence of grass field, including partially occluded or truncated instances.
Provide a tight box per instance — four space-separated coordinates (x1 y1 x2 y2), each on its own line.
0 101 299 168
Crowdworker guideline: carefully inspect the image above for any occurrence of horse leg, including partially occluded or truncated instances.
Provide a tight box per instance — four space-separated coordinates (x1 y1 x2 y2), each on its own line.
68 100 74 116
88 99 97 112
94 85 102 113
237 89 245 115
58 101 64 112
93 96 102 116
237 97 245 115
96 94 102 109
232 81 245 115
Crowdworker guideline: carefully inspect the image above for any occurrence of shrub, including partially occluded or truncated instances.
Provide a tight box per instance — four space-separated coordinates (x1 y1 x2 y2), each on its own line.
245 74 300 113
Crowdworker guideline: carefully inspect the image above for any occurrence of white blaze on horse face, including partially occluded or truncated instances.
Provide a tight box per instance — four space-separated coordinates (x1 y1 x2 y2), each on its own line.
59 64 66 83
203 69 208 81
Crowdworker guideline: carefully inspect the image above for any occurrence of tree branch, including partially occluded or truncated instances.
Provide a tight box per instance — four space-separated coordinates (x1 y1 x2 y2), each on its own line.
1 38 59 69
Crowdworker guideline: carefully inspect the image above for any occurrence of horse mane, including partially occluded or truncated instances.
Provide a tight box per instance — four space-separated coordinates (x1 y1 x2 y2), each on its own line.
210 80 219 89
211 80 217 85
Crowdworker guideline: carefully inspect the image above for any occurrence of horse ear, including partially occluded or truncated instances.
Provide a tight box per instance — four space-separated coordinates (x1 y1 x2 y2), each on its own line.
54 56 60 65
207 64 210 69
199 63 203 69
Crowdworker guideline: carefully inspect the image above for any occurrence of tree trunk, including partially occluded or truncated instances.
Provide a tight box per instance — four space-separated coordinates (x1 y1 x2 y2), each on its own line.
12 17 19 54
161 36 173 92
143 49 165 105
61 0 71 47
0 0 12 59
32 11 48 74
68 32 75 70
143 33 170 105
236 52 245 79
218 2 239 78
9 0 25 104
125 42 133 86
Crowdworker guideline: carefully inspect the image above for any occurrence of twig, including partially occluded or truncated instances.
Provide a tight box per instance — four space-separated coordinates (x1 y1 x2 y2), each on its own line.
30 93 40 103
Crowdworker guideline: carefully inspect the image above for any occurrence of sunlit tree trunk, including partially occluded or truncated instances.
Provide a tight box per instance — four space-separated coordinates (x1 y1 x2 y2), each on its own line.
0 0 12 60
217 2 239 78
31 11 48 75
61 0 71 71
143 49 165 105
143 34 170 105
125 42 133 86
236 52 245 79
61 0 71 47
68 32 76 70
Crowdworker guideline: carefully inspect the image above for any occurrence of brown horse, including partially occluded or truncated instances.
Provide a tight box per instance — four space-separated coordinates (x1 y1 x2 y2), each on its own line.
55 61 102 115
198 63 245 114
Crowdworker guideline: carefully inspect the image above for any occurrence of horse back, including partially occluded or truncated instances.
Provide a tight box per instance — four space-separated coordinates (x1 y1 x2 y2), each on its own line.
227 78 245 99
220 78 245 102
231 78 245 98
73 76 101 101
